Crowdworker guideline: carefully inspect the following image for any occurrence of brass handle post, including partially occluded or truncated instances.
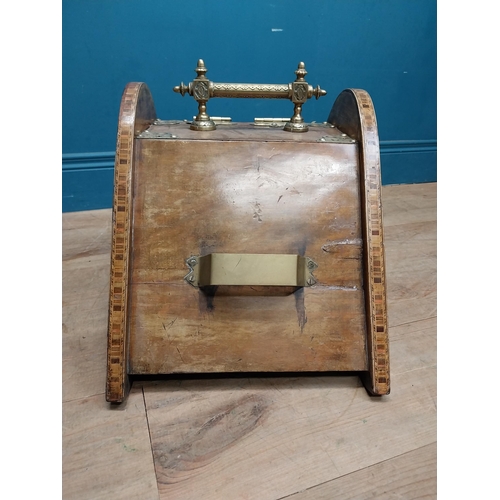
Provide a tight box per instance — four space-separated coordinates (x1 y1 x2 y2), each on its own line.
173 59 327 132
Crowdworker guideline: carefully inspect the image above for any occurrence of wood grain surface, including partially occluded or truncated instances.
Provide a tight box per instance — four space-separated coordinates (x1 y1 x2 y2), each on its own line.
128 138 368 375
286 443 437 499
63 209 112 402
63 182 436 500
62 387 159 500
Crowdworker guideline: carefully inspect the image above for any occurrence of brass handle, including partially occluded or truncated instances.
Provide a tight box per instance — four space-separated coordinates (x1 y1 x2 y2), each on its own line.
184 253 318 294
173 59 327 133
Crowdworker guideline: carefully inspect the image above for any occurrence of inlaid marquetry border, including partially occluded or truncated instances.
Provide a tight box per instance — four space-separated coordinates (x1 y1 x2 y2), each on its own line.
106 82 156 402
355 89 390 395
329 89 390 395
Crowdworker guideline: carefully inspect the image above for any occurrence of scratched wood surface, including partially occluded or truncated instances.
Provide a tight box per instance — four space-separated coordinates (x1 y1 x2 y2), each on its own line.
129 138 368 375
62 182 436 499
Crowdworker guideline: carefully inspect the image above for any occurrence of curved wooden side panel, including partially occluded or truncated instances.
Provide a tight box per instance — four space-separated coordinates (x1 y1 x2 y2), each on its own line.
106 83 156 402
328 89 390 396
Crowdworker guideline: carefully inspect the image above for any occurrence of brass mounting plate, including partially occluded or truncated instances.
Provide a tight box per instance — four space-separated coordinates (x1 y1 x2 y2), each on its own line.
317 134 356 144
137 129 177 139
253 118 290 127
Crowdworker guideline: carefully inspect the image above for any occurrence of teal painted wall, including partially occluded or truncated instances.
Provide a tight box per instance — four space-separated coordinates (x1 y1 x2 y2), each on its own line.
63 0 436 212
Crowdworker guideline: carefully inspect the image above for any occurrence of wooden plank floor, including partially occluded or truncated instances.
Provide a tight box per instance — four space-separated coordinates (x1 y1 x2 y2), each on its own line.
62 182 437 499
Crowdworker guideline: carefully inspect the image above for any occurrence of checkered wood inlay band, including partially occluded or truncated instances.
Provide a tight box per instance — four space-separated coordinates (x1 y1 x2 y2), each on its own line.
354 89 390 394
106 83 141 402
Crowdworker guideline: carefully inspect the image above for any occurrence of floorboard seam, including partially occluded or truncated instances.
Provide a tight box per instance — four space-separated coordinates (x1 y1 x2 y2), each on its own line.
274 441 437 500
63 392 105 404
389 315 437 329
142 386 161 500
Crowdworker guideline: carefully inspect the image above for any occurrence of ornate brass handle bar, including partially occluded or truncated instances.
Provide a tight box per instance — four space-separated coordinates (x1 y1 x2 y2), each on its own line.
212 83 290 99
173 59 327 132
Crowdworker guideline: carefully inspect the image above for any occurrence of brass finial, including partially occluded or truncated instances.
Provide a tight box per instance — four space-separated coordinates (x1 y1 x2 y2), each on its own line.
295 62 307 81
195 59 208 79
312 85 327 99
173 82 189 96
